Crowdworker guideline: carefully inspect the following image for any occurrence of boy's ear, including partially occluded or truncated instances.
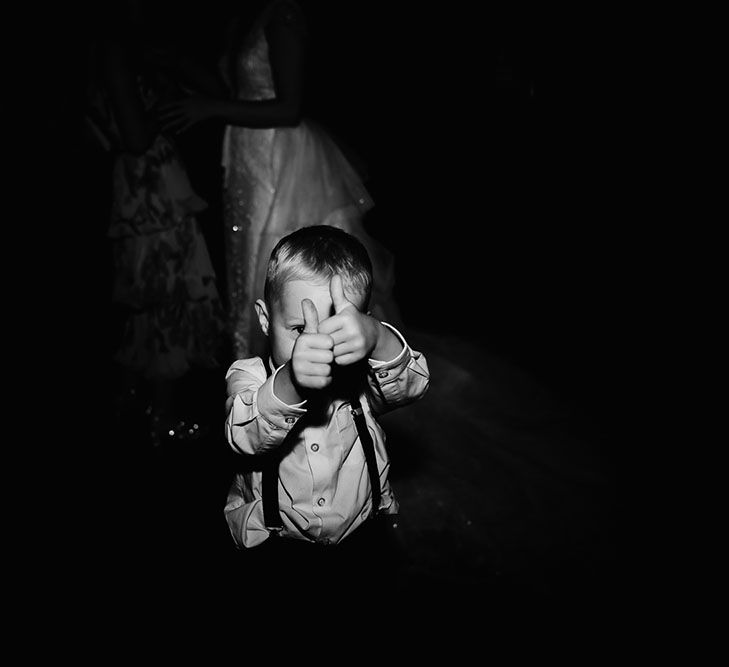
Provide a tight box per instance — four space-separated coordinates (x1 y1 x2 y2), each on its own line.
255 299 270 336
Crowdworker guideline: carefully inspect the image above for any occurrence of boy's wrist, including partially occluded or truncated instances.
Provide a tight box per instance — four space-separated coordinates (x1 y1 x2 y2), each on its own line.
371 320 402 362
253 364 307 429
274 360 306 405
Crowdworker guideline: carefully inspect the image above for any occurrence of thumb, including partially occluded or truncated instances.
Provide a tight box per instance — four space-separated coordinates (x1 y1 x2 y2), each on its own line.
329 274 352 314
301 298 320 334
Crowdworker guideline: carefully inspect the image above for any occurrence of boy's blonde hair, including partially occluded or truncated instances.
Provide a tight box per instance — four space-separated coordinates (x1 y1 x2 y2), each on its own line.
264 225 373 307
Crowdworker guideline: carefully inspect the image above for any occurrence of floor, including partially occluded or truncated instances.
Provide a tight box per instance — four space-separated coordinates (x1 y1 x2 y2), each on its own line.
56 323 621 639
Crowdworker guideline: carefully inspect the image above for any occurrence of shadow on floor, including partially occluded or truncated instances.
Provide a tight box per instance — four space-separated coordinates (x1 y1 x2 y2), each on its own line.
59 326 621 633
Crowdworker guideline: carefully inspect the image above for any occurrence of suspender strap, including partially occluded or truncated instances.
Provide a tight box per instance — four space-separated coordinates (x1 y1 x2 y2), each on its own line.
262 360 284 531
261 398 382 531
350 397 382 515
260 355 381 530
262 453 284 531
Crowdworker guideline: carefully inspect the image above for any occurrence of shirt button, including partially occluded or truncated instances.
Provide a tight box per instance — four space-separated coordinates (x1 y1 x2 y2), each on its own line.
285 417 296 424
317 497 326 506
377 370 389 378
310 443 319 452
317 537 331 546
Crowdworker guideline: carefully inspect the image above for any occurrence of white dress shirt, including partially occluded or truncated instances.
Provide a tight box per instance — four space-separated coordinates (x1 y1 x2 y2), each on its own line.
223 323 430 548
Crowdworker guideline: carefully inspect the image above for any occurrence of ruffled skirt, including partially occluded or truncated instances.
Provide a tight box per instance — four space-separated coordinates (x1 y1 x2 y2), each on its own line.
109 136 225 379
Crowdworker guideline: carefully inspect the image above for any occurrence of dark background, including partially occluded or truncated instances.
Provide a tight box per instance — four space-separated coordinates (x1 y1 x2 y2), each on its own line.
12 1 625 429
9 0 629 633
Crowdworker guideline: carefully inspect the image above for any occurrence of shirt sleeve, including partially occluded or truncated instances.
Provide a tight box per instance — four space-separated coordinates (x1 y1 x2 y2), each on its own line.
366 322 430 414
224 358 307 455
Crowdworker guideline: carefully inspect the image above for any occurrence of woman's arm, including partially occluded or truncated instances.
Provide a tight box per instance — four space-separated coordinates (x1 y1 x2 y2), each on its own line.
158 5 307 133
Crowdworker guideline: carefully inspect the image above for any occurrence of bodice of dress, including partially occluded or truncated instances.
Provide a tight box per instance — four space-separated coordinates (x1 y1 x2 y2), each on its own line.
232 24 276 102
220 0 304 102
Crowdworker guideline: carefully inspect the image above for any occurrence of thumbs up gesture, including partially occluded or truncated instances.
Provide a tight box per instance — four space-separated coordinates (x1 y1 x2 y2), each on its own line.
290 298 335 389
318 274 380 366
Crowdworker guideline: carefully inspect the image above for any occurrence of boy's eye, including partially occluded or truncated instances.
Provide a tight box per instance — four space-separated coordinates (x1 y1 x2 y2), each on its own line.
293 326 305 335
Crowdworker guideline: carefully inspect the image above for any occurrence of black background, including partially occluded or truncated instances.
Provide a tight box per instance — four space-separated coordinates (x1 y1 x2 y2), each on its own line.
8 2 631 630
12 1 626 426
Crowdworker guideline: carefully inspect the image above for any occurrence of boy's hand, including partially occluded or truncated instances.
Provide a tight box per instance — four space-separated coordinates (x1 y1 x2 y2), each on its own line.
318 275 380 366
290 298 334 389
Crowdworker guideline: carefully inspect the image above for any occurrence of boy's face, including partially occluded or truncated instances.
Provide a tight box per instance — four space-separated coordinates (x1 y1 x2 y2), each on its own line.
256 279 367 368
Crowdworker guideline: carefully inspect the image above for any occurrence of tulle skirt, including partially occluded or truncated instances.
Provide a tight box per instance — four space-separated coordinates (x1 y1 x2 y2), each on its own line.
222 119 399 359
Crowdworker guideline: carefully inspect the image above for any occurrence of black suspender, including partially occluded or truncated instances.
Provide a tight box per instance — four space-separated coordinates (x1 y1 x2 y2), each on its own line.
262 360 285 531
262 452 284 531
350 397 382 514
260 373 383 532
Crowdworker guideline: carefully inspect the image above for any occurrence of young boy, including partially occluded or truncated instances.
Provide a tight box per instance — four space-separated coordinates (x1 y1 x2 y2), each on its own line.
222 225 430 593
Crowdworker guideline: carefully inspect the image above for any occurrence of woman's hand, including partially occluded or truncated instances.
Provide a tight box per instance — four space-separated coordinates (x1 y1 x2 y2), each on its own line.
157 96 216 134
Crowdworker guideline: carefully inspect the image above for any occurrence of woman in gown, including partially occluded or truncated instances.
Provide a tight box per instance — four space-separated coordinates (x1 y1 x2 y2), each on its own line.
160 0 400 359
86 10 226 444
